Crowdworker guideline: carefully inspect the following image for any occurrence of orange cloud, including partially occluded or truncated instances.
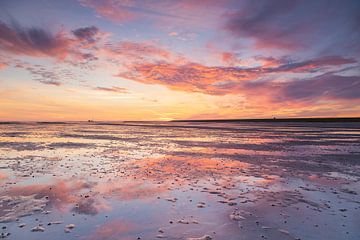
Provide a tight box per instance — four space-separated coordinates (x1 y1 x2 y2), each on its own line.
254 56 284 68
118 56 357 97
0 62 7 70
221 52 239 66
118 62 255 95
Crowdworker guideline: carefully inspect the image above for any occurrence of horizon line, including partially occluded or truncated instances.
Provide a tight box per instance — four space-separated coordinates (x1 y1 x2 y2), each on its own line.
1 117 360 124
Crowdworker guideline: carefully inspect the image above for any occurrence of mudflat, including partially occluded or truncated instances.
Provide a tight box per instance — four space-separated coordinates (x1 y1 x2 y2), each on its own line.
0 121 359 240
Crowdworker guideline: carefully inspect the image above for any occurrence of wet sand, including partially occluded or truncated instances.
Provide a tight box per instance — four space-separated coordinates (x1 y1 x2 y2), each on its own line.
0 121 359 240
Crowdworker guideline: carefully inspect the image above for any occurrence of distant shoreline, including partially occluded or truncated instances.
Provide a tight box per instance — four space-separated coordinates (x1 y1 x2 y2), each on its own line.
1 117 360 124
171 117 360 123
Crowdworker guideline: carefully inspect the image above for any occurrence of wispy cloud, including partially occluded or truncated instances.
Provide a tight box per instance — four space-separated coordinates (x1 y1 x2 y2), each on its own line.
93 86 128 93
223 0 360 53
102 41 171 61
12 60 79 86
79 0 228 29
38 80 62 86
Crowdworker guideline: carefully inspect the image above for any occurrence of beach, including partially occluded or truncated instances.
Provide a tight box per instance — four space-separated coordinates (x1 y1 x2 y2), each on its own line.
0 121 359 240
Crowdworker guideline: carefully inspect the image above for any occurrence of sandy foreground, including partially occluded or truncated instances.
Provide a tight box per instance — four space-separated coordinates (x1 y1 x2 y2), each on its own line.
0 121 359 240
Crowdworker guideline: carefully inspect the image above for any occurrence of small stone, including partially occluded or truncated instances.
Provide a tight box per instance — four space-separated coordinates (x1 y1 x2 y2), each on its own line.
18 223 26 228
278 229 289 235
178 219 189 224
165 198 177 203
229 210 246 221
186 235 212 240
65 224 75 229
31 226 45 232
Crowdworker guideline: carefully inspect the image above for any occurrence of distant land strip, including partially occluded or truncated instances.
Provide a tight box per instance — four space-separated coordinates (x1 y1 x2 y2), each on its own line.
0 121 69 124
1 117 360 124
171 117 360 123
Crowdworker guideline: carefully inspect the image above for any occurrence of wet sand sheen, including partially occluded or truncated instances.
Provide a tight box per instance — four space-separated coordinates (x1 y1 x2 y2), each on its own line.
0 121 359 240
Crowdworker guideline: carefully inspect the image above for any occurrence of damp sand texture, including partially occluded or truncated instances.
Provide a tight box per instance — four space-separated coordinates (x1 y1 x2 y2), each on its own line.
0 121 359 240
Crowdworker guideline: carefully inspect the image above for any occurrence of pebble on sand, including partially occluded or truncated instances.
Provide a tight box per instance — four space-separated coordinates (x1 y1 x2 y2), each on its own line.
64 223 75 233
156 234 166 238
278 229 289 235
31 226 45 232
165 198 177 202
178 219 190 224
197 202 206 208
229 210 246 221
18 223 26 228
65 224 75 229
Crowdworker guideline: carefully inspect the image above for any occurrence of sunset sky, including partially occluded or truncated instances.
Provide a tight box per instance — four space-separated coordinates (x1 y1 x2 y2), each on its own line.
0 0 359 121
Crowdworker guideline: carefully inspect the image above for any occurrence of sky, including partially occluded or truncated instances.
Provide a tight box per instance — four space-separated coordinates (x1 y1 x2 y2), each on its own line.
0 0 359 121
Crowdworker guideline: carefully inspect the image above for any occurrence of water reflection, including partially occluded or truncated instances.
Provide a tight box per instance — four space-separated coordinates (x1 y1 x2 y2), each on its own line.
84 219 136 240
0 122 359 240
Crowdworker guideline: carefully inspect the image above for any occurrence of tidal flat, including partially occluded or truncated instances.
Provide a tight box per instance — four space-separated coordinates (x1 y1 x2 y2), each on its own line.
0 121 359 240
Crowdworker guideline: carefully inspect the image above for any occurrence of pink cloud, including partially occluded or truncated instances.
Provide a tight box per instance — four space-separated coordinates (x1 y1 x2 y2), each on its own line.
119 55 356 96
103 41 171 61
79 0 229 29
0 21 72 60
79 0 136 23
0 21 104 63
221 51 239 66
0 62 7 70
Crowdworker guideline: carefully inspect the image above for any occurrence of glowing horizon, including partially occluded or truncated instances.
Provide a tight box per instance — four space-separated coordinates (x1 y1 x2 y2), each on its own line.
1 0 359 121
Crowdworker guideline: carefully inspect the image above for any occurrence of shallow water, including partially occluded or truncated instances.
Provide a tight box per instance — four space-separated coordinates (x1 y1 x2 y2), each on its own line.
0 121 359 240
